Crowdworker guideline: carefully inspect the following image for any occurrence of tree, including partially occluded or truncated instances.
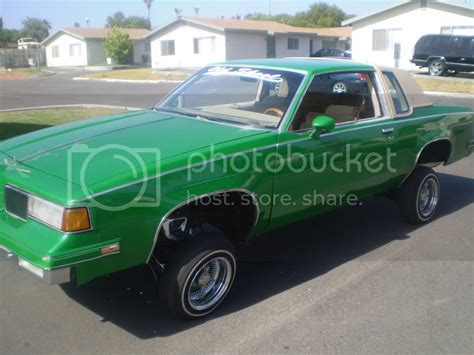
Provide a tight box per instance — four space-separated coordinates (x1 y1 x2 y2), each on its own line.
0 28 21 48
106 11 127 28
246 2 349 28
74 22 80 28
106 11 150 29
144 0 154 28
21 17 51 42
105 26 133 64
0 17 3 30
125 16 150 29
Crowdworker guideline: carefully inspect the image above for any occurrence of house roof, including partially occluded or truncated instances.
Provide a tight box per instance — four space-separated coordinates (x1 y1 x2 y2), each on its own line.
41 28 151 45
342 0 474 26
146 17 351 39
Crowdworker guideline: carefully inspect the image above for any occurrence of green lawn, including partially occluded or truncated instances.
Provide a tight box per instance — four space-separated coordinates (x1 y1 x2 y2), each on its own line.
415 77 474 95
0 107 125 141
82 68 189 81
0 68 46 78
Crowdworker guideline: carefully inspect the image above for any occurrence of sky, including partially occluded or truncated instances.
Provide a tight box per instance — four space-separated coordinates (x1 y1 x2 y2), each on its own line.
1 0 473 32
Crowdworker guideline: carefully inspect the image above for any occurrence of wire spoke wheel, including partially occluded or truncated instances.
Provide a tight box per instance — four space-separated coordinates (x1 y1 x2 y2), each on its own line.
417 177 439 218
187 256 232 311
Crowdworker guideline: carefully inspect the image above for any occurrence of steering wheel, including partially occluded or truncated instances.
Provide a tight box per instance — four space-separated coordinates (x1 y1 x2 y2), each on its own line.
263 107 284 117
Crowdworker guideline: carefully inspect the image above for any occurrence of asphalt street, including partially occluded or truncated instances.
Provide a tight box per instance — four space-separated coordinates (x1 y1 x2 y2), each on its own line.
0 72 473 354
0 71 175 110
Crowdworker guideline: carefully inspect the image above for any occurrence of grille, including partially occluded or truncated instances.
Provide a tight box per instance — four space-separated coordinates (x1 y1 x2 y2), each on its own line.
4 185 29 220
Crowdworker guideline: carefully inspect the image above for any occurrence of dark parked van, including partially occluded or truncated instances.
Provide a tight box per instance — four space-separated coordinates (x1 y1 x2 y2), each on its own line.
411 34 474 76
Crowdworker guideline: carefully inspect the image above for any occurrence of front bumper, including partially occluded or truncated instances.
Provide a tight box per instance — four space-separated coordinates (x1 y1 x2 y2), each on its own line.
0 245 71 285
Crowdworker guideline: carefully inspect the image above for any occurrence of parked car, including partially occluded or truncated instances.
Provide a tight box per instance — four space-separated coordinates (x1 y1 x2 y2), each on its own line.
17 37 40 49
311 72 367 94
311 47 352 58
411 34 474 76
1 59 472 319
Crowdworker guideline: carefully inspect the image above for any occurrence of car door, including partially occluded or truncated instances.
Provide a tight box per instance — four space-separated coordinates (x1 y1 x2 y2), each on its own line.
270 70 400 227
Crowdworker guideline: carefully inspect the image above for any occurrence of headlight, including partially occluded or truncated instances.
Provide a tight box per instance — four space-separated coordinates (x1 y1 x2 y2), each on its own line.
28 195 91 232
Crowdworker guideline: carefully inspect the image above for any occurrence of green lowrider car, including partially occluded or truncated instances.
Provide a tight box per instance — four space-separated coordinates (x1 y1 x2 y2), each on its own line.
1 59 472 319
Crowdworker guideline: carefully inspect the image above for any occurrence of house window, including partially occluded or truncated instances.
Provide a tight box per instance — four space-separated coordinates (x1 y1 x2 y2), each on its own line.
373 29 388 51
52 45 60 58
193 37 216 54
144 40 151 52
441 25 474 35
69 43 81 57
161 40 175 56
288 38 299 50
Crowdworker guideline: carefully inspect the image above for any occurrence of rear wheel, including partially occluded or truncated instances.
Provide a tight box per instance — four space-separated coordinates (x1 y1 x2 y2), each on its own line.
429 59 446 76
159 232 237 319
400 167 440 224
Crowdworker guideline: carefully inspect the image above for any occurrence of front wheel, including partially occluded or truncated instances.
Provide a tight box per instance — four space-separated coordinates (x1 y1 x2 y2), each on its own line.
159 232 237 319
399 167 440 224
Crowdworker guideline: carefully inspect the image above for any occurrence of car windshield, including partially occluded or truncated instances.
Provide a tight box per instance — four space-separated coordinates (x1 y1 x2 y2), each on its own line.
156 66 305 128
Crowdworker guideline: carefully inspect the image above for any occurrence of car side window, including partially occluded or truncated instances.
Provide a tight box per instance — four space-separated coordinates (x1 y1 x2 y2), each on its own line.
382 72 410 115
289 71 383 131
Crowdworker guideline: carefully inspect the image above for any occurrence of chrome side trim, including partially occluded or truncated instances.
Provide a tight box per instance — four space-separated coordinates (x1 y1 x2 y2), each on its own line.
399 137 453 186
75 112 473 202
146 188 260 263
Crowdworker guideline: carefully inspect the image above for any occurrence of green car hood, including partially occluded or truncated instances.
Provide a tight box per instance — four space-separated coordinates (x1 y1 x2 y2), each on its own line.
0 110 267 188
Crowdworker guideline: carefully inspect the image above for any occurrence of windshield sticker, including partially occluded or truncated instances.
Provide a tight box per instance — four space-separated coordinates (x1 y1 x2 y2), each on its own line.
206 66 283 83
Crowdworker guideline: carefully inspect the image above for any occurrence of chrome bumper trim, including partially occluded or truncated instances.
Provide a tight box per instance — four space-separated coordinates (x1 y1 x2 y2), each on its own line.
0 246 71 285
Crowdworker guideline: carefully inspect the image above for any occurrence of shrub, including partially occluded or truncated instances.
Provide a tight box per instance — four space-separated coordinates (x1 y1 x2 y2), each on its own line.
104 26 133 64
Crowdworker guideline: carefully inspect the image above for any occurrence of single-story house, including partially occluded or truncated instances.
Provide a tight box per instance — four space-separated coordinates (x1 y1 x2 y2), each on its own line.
41 28 151 67
144 17 351 69
343 0 474 69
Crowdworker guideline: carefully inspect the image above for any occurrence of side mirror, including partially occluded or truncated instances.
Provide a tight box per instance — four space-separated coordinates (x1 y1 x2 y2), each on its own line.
310 115 336 138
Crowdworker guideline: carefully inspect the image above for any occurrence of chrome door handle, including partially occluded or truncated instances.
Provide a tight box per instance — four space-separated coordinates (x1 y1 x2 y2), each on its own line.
381 128 394 134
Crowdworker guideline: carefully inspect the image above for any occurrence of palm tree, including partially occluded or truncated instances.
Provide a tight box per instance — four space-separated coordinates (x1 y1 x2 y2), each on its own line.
143 0 153 29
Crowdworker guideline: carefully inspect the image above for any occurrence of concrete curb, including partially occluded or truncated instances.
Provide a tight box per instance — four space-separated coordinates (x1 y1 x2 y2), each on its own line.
0 104 143 112
425 91 473 98
73 77 184 84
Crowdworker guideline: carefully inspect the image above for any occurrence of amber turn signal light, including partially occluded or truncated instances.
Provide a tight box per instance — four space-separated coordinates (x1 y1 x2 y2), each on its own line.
62 207 91 232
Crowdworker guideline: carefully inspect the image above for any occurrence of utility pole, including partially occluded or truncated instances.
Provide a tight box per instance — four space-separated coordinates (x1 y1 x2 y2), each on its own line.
194 6 200 17
269 0 272 16
85 17 90 28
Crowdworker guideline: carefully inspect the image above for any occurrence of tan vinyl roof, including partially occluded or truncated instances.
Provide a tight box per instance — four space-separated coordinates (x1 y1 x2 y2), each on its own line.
379 66 433 108
63 28 151 40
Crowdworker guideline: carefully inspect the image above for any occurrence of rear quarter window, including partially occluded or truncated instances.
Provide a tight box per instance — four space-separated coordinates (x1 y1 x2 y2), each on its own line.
382 72 410 115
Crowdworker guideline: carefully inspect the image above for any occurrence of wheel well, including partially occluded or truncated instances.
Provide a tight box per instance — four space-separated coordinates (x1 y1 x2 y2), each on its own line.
428 56 445 63
158 190 258 244
416 139 451 167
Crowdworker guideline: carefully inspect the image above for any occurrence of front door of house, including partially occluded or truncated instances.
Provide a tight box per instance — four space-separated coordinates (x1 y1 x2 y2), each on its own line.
267 36 276 58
